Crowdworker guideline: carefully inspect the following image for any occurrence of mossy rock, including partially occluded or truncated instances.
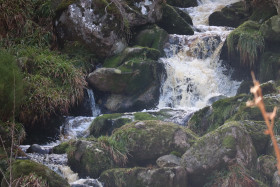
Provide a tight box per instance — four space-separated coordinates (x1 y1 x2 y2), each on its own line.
166 0 197 8
52 0 78 12
112 120 197 165
188 94 249 136
209 164 268 187
52 141 71 154
173 7 193 26
89 113 132 137
249 3 277 24
209 1 250 27
260 15 280 43
67 138 122 178
157 4 194 35
226 20 264 69
133 112 158 121
257 155 277 182
99 166 188 187
236 80 253 94
1 160 69 187
181 121 257 186
241 120 269 155
134 25 168 56
259 52 280 82
104 46 161 68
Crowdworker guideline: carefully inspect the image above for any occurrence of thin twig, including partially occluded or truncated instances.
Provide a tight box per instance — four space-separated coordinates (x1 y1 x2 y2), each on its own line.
246 71 280 174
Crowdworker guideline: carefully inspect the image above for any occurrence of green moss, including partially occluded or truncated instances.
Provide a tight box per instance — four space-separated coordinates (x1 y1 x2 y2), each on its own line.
55 0 78 12
157 4 194 35
1 160 69 187
249 4 277 23
134 25 168 55
170 151 182 157
134 112 157 121
259 52 280 82
53 141 71 154
227 21 264 68
222 136 236 149
89 113 132 137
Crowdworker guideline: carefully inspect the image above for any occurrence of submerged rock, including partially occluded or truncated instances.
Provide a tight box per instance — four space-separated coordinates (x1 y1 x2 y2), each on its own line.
181 121 257 186
99 166 188 187
112 120 197 165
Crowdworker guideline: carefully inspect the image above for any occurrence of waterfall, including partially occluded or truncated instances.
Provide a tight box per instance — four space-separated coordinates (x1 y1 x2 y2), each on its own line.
86 88 100 117
158 0 241 111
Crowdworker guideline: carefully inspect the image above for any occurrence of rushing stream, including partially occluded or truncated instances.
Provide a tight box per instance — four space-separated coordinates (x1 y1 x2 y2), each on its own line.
21 0 242 186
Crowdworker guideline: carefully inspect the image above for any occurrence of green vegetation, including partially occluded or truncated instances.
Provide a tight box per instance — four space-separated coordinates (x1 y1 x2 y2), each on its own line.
1 160 69 187
0 51 24 121
134 112 157 120
227 21 264 68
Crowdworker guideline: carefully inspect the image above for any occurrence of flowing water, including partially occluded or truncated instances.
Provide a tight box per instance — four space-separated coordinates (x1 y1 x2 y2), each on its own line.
21 0 241 186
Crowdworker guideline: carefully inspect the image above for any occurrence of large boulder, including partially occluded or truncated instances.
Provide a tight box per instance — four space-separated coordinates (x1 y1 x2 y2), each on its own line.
181 121 258 186
1 160 69 187
209 2 250 27
67 138 124 178
88 58 165 112
133 25 168 55
260 15 280 44
157 4 194 35
112 120 197 165
55 0 164 57
99 166 188 187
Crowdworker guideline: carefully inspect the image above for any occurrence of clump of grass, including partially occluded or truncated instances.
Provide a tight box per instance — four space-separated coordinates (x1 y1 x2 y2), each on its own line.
227 21 264 68
98 136 128 166
8 45 87 125
0 50 24 121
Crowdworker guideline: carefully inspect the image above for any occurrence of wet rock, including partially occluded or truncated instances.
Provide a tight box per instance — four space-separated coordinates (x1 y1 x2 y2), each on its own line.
257 155 277 182
88 59 165 112
27 144 50 154
99 166 188 187
89 113 132 137
181 121 257 186
156 154 181 167
166 0 197 8
209 2 250 27
55 0 164 57
236 80 253 94
112 120 197 165
1 160 69 187
158 4 194 35
67 139 118 178
134 25 168 55
259 52 280 82
260 15 280 43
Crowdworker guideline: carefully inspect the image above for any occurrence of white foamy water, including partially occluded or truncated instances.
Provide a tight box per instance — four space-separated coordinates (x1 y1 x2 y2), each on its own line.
184 0 240 25
158 0 241 111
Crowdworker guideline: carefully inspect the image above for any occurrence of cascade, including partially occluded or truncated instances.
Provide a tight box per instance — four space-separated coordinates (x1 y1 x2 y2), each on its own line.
158 0 241 112
86 88 101 117
20 0 242 186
